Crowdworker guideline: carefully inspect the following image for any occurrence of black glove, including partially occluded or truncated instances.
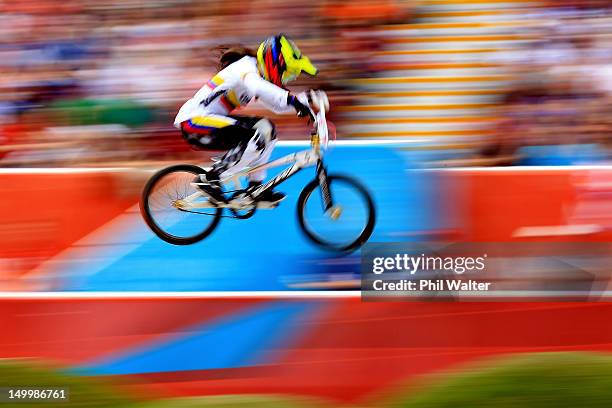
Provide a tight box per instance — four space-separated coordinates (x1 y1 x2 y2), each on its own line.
287 94 314 122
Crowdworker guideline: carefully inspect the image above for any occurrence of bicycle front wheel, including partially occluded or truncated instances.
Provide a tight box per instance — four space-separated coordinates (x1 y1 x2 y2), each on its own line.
140 164 222 245
297 174 376 252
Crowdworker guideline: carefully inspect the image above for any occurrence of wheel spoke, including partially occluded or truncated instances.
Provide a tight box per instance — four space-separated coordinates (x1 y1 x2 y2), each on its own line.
141 166 222 245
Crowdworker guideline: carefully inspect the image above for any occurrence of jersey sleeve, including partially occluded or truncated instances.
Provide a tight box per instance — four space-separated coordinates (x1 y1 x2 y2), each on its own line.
243 72 293 114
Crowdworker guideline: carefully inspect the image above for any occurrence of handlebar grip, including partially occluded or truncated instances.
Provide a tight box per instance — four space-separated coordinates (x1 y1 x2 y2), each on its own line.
309 90 329 113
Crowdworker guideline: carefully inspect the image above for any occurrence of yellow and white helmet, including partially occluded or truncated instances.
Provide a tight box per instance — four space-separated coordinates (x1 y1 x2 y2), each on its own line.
257 34 317 87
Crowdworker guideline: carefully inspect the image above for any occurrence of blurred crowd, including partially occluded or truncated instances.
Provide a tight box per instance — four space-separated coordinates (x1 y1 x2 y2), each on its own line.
0 0 410 167
4 0 612 167
478 0 612 165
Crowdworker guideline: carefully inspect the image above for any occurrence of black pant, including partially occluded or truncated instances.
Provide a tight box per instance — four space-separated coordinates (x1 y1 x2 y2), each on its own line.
181 115 276 178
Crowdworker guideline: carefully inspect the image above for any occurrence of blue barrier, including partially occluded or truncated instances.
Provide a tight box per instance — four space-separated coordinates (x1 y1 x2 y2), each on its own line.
517 144 608 166
62 144 439 291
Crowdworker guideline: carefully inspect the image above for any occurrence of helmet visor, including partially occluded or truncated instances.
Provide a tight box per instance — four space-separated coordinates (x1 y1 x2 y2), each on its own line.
280 36 317 82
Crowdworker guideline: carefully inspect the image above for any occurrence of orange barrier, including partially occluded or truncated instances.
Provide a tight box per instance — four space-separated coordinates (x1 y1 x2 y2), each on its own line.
0 170 140 280
449 167 612 241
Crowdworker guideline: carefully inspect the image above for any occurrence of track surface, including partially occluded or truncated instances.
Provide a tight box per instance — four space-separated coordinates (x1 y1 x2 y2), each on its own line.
2 297 612 403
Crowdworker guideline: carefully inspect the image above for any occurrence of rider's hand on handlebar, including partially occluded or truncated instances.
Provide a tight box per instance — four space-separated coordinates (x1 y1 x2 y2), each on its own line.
288 93 315 123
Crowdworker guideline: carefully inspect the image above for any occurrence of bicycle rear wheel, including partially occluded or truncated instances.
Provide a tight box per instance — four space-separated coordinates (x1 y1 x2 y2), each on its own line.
297 174 375 252
140 164 222 245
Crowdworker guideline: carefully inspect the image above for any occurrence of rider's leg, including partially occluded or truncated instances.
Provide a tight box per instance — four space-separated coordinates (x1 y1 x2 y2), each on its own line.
181 115 284 203
212 131 263 180
181 115 249 203
215 118 276 178
213 129 285 203
244 118 277 182
217 117 285 203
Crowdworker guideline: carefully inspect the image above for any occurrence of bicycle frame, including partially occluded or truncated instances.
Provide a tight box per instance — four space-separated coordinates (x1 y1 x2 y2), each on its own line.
176 144 327 210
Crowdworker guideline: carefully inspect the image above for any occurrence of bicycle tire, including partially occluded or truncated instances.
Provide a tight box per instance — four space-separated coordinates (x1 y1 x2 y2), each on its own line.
297 174 376 252
140 164 222 245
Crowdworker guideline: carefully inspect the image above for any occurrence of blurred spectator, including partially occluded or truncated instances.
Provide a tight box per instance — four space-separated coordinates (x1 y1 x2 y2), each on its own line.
454 0 612 167
1 0 416 167
4 0 612 168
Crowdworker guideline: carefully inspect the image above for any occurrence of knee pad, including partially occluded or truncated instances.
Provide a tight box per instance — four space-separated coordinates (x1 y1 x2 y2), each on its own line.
252 118 276 143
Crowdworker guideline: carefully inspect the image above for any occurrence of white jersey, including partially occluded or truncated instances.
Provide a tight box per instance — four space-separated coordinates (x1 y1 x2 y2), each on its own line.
174 56 293 127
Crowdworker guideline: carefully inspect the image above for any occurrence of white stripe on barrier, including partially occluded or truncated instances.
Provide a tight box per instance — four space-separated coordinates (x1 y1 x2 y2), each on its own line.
0 167 135 174
422 165 612 171
0 291 361 299
3 164 612 175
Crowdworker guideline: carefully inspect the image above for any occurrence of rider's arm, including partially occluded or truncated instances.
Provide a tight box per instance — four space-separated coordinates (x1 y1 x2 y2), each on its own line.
243 72 291 113
243 73 311 119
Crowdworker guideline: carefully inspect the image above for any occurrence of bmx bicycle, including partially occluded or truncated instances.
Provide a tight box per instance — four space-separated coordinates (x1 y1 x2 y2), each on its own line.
140 91 376 252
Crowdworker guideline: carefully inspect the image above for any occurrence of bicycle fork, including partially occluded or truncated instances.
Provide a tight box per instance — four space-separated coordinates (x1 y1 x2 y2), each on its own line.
316 160 341 220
